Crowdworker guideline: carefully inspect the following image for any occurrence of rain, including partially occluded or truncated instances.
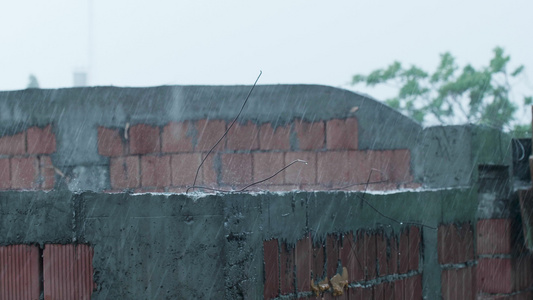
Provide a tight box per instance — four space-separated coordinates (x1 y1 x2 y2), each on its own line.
0 1 532 299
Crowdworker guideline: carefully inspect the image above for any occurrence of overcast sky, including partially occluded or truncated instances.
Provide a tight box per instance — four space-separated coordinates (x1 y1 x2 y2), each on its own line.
2 0 532 115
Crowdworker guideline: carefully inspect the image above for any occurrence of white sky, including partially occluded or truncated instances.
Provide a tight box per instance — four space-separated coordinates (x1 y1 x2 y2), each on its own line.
1 0 532 121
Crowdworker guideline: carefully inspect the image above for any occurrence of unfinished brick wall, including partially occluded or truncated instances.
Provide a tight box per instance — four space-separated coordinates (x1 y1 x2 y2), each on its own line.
476 218 533 299
0 244 95 300
263 227 422 299
438 222 475 300
98 117 418 192
0 125 56 190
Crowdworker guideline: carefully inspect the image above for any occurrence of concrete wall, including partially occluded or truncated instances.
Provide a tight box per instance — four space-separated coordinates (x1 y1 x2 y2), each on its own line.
0 85 529 299
0 85 512 194
0 188 477 299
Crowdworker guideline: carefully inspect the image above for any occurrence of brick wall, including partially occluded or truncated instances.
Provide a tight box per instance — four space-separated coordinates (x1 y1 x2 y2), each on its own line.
98 118 418 193
476 218 533 299
437 220 533 300
0 244 94 299
263 227 422 299
0 125 56 190
438 222 475 300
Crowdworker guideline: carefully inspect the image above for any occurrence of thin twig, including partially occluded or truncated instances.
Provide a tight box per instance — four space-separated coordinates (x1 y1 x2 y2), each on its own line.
238 159 307 192
186 159 307 193
187 70 262 193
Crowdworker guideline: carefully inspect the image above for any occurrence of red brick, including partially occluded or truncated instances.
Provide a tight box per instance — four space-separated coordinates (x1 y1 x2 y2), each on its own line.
293 119 325 150
317 151 384 188
129 124 160 154
109 156 140 189
316 151 351 187
394 279 405 300
97 127 124 157
280 243 295 295
438 224 459 264
340 232 364 282
0 158 10 189
27 125 56 154
195 119 226 152
365 233 377 280
264 239 279 299
458 222 474 262
296 234 312 292
167 187 188 193
283 152 315 185
260 184 299 192
219 153 252 186
312 240 325 281
442 268 458 300
39 156 55 189
43 244 95 300
374 282 386 300
404 275 422 300
398 229 409 274
446 224 461 264
440 269 450 300
226 121 259 150
355 231 367 280
201 153 218 188
477 219 512 255
171 153 202 187
388 236 399 275
11 157 39 189
362 287 374 299
326 118 358 150
383 281 395 300
477 258 513 294
408 227 420 271
259 123 290 150
0 245 41 300
141 155 171 187
348 287 364 300
326 234 340 278
376 232 388 276
253 152 284 185
0 132 25 155
296 184 324 191
161 122 194 153
462 267 475 300
388 150 413 183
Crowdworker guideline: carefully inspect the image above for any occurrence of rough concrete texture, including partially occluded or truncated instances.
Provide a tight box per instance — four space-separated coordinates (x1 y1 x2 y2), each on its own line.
0 191 73 246
0 188 476 299
413 125 512 188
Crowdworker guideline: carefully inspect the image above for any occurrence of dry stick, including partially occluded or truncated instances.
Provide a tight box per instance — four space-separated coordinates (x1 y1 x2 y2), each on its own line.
187 70 263 193
328 168 389 191
187 160 307 193
357 169 437 230
238 159 307 192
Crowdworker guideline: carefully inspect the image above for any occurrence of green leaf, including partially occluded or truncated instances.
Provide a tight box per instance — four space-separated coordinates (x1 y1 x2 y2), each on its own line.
366 69 385 86
489 46 510 73
351 74 367 84
385 98 401 109
525 96 532 106
403 65 428 79
511 65 524 77
431 52 457 83
399 79 428 99
382 61 402 80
